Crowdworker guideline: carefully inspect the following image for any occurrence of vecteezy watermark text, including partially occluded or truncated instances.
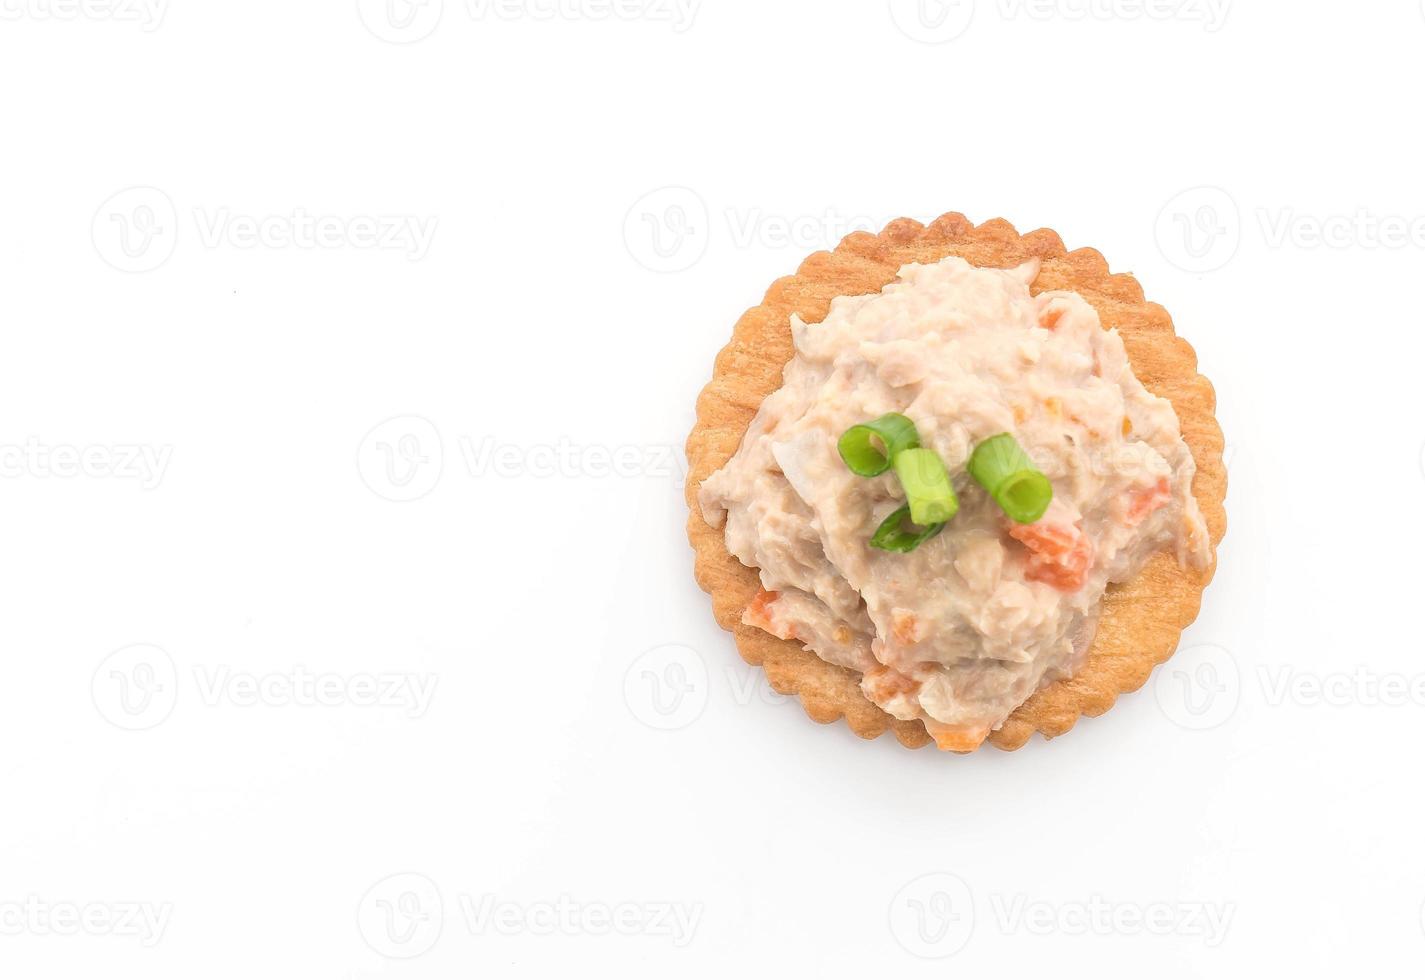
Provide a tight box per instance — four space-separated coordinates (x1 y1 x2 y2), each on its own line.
458 436 680 480
191 665 438 716
994 0 1228 30
888 0 1228 44
1154 644 1425 732
0 439 171 489
357 416 683 502
0 0 167 30
92 644 439 730
465 0 698 29
92 187 437 273
191 208 437 260
1257 208 1425 250
0 896 173 947
357 0 700 43
887 872 1233 959
990 893 1233 944
1257 666 1425 708
459 894 700 946
356 873 700 959
1156 186 1425 273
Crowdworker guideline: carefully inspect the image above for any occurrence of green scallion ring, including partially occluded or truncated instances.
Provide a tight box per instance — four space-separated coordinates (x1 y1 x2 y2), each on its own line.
967 433 1053 524
892 447 959 525
869 504 946 553
837 413 920 477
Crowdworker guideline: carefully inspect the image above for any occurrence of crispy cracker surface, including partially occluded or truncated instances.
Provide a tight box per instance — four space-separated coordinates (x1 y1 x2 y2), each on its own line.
685 215 1227 752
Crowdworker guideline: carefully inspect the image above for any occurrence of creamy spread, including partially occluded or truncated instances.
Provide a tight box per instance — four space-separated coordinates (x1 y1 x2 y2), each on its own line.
698 256 1210 751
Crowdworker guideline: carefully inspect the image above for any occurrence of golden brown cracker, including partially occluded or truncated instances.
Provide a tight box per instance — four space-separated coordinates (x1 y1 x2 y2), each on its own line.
685 215 1227 752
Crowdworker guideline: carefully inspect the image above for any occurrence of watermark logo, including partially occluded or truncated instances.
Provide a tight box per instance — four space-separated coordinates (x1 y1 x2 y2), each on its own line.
889 873 975 958
357 875 700 955
629 193 1399 275
1157 657 1425 720
1155 186 1240 274
91 644 179 731
94 649 439 729
93 188 437 271
888 875 1233 955
623 643 708 730
623 186 708 273
888 0 975 43
621 654 788 731
1153 642 1240 730
624 193 896 272
358 873 444 959
0 0 167 30
357 416 444 502
1160 186 1425 271
356 0 444 42
92 187 178 273
358 419 682 500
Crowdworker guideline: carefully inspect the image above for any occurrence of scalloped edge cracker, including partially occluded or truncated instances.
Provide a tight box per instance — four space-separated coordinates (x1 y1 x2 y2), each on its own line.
685 215 1227 752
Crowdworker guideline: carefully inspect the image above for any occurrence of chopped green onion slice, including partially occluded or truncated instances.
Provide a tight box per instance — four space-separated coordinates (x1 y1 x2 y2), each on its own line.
892 447 959 525
838 413 920 477
967 433 1053 524
870 504 946 553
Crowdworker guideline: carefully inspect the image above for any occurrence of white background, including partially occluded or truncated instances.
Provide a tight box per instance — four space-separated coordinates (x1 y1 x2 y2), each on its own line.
1 0 1420 976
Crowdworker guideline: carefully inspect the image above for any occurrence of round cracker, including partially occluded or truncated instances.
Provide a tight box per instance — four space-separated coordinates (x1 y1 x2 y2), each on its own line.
685 214 1227 752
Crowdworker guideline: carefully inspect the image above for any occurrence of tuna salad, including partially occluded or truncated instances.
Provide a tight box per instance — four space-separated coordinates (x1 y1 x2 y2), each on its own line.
698 255 1210 751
